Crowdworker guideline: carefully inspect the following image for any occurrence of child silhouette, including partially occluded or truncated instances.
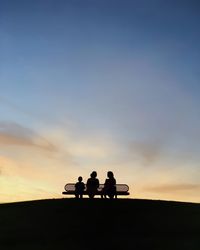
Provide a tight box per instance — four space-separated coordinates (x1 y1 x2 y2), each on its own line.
75 176 85 199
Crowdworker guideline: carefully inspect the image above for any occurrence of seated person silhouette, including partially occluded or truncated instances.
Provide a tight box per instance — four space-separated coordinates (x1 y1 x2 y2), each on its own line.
86 171 99 199
102 171 116 199
75 176 85 199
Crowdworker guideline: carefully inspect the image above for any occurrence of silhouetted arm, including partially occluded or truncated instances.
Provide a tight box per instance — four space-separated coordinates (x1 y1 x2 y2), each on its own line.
97 179 100 188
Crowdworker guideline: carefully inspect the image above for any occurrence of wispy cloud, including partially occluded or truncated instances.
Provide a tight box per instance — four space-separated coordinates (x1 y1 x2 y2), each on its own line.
130 141 163 165
143 183 200 193
0 121 57 152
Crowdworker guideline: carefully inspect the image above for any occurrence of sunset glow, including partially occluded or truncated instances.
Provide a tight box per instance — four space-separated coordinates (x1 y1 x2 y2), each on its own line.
0 1 200 203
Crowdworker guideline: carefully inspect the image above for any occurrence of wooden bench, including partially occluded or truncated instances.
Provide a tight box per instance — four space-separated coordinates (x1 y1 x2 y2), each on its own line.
62 183 130 197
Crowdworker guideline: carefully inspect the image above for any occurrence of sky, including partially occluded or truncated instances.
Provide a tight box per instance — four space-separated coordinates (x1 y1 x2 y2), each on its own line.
0 0 200 203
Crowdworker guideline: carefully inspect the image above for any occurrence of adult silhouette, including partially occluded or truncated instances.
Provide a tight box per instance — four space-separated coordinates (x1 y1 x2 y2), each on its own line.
102 171 116 199
86 171 99 198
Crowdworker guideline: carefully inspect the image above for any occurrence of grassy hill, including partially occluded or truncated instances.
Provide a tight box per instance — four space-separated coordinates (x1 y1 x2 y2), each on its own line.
0 198 199 250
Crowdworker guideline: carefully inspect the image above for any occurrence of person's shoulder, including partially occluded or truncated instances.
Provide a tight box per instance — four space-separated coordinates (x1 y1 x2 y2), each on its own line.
87 178 91 183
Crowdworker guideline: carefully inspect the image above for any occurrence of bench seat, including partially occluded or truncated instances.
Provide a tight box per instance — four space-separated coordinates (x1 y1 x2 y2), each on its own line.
62 183 130 196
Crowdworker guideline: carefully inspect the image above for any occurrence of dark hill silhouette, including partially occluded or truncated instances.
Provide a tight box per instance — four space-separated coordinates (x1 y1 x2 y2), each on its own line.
0 199 199 250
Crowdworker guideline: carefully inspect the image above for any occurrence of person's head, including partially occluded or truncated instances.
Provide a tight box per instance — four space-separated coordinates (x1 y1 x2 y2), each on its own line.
90 171 97 178
107 171 114 179
78 176 83 182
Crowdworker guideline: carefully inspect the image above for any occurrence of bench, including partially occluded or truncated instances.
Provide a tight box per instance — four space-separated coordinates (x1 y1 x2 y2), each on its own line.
62 183 130 197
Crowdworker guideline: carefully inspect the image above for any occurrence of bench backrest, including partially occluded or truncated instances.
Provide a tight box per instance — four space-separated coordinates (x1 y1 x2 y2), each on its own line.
64 183 129 192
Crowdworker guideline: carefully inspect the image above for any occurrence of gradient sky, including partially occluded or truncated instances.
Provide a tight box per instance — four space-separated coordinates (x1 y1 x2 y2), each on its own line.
0 0 200 203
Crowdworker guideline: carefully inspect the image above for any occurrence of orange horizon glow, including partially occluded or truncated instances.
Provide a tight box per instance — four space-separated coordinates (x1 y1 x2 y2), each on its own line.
0 129 199 204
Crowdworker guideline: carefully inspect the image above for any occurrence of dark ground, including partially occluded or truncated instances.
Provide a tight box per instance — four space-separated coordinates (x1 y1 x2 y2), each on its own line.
0 198 199 250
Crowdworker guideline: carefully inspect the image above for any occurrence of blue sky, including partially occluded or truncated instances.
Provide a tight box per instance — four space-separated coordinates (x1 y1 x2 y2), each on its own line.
0 0 200 202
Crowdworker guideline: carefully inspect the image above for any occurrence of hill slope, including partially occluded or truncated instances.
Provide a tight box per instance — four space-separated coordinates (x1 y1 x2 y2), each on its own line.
0 199 199 250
